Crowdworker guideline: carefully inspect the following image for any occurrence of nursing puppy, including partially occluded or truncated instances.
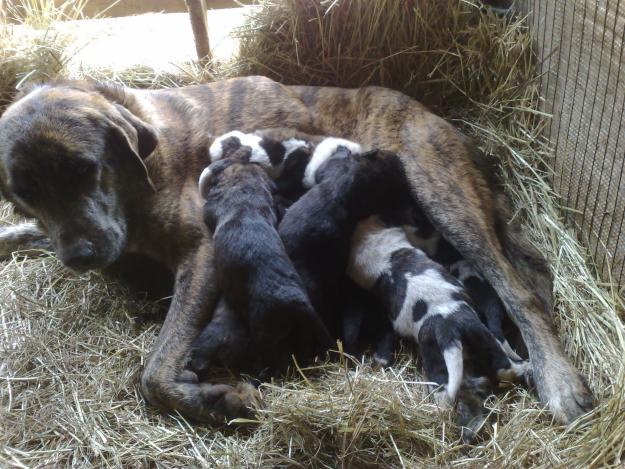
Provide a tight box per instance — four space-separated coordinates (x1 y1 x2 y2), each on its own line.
190 132 372 373
347 216 529 405
196 147 331 373
340 278 396 366
278 145 411 335
402 212 526 360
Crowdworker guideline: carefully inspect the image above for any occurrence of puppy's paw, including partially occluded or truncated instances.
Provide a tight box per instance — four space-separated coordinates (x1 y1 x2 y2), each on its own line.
432 388 455 409
303 137 361 188
496 358 531 387
178 369 199 383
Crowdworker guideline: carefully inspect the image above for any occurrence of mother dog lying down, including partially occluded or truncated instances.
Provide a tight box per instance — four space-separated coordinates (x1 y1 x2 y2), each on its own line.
0 76 592 424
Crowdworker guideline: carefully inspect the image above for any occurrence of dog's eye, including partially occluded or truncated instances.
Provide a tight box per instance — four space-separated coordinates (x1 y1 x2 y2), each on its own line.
61 159 99 189
69 159 97 179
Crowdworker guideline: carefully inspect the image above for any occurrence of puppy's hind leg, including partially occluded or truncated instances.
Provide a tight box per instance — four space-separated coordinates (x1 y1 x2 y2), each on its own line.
0 221 52 259
418 316 464 408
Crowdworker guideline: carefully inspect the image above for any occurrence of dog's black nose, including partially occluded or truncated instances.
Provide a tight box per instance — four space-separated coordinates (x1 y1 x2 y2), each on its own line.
60 239 96 271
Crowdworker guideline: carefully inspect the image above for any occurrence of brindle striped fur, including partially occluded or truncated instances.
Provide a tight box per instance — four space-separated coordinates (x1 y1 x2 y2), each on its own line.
0 76 592 424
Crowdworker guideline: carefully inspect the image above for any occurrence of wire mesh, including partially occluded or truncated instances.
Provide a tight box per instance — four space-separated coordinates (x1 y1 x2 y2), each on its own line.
518 0 625 289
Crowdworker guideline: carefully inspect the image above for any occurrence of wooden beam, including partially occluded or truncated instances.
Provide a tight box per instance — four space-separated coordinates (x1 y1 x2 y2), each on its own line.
185 0 211 64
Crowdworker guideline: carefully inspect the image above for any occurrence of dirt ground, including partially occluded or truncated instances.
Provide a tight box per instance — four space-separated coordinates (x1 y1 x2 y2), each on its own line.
57 7 247 73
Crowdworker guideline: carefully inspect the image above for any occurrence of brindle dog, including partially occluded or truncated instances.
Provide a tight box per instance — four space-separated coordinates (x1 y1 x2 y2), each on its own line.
0 76 593 424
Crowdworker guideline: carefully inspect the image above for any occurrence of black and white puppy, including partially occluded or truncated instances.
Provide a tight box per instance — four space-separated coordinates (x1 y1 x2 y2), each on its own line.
192 147 331 374
401 211 526 361
347 215 529 405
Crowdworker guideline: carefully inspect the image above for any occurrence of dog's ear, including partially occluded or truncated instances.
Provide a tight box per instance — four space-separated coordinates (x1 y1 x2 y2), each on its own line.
107 104 158 191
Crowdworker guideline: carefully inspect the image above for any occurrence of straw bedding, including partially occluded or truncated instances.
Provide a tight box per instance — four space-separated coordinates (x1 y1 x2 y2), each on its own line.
1 0 624 467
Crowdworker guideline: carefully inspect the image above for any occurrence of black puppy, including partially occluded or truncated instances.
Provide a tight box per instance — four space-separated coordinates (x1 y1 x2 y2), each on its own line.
278 145 412 336
192 148 331 374
189 297 256 376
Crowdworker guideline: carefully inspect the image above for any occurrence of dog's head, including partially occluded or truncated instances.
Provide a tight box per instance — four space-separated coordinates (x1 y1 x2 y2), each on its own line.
0 82 158 271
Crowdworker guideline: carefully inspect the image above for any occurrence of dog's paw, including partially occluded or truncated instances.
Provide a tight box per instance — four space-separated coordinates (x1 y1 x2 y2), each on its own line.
199 382 261 420
538 362 594 424
141 370 261 423
303 137 361 188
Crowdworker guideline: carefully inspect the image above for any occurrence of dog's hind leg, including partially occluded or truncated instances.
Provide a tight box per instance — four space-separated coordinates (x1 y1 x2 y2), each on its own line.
140 241 261 422
0 221 52 259
346 91 591 424
391 122 593 424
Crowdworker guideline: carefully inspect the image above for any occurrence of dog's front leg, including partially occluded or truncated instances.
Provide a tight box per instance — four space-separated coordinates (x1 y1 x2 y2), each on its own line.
0 221 52 259
140 240 260 421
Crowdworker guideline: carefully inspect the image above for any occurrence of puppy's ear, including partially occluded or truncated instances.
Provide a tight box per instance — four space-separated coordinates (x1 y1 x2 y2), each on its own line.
107 104 159 191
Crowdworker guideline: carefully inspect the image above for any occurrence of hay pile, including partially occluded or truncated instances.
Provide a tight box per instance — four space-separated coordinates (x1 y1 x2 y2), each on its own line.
1 0 625 467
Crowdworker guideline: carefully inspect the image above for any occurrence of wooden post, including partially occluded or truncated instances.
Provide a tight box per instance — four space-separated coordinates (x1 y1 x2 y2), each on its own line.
185 0 211 64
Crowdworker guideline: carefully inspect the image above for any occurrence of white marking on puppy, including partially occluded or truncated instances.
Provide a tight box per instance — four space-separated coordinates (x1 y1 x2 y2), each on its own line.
198 166 213 199
432 343 464 407
209 131 267 163
282 138 310 157
393 270 462 336
303 137 362 188
443 343 464 401
348 216 411 289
